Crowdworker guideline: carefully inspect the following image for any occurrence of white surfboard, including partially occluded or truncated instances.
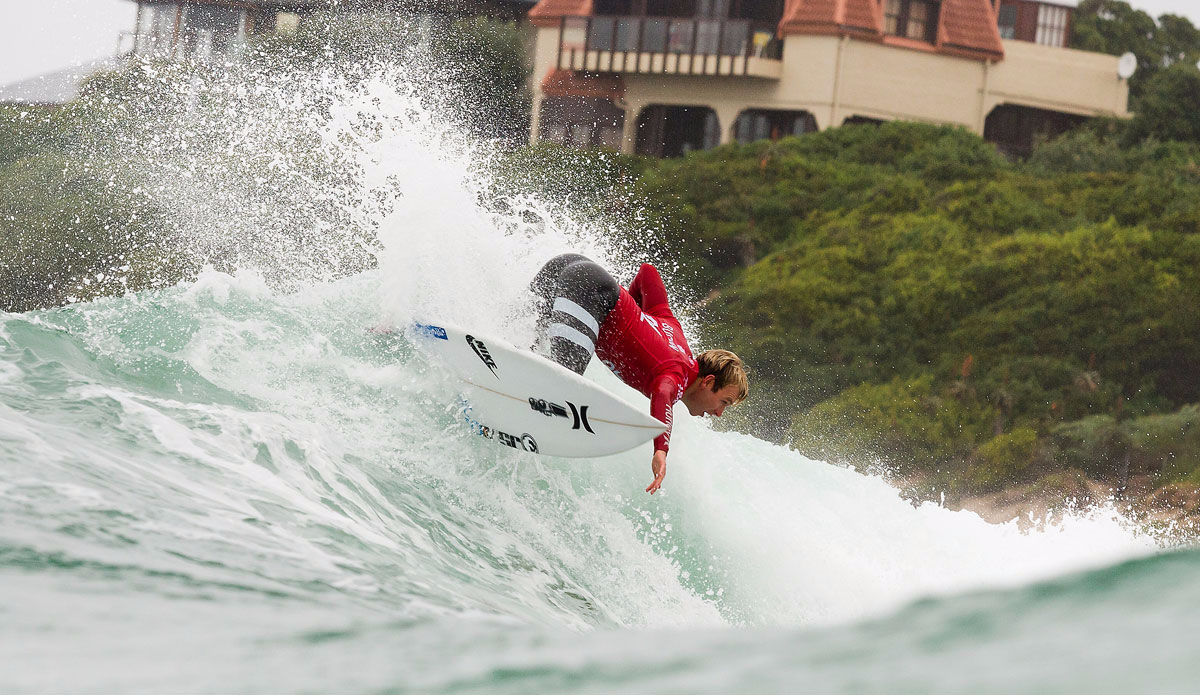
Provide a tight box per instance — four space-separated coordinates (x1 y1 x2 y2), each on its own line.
410 319 666 458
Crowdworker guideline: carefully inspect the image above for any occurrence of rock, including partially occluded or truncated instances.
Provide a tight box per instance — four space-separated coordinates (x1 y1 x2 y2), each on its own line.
1150 482 1200 514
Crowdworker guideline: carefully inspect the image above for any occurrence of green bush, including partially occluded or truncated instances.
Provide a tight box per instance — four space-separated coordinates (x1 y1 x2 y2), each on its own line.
964 427 1039 492
0 101 175 311
1049 405 1200 486
1124 64 1200 145
1127 405 1200 483
621 118 1200 494
789 375 997 474
1051 415 1127 479
249 12 531 141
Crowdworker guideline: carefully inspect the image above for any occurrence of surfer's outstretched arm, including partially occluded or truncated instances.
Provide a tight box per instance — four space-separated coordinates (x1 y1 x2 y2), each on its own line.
646 449 668 495
645 377 677 494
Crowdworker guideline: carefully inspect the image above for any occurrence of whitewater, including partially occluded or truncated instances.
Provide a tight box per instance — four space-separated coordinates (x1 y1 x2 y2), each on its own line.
3 58 1199 694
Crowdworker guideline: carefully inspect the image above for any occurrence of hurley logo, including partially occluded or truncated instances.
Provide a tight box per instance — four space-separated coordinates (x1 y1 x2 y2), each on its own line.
567 402 594 434
465 335 498 377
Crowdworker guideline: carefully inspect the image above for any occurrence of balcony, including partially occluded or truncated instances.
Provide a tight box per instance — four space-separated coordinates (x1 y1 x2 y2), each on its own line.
556 15 784 79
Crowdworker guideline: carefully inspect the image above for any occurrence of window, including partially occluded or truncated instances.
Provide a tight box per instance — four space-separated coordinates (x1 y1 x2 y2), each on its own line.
696 0 730 17
179 4 244 61
667 19 694 52
885 0 940 43
696 19 721 54
635 105 719 158
734 109 816 144
137 4 180 57
997 4 1017 39
539 98 626 151
645 0 698 18
732 0 784 22
1035 4 1069 47
588 17 616 51
594 0 636 14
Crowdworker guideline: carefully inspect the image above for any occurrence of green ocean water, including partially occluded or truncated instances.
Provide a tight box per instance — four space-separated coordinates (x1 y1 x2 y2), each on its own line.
4 61 1197 694
2 269 1194 695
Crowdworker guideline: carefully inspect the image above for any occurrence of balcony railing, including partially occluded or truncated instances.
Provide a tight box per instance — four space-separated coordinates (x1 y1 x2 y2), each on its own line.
557 15 783 79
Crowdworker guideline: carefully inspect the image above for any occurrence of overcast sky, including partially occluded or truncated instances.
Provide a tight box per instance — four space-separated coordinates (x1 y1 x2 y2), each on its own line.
1 0 1199 87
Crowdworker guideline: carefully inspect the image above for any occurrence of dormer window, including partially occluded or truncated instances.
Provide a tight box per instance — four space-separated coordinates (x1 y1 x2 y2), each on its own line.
997 4 1017 38
885 0 940 43
995 1 1073 48
1035 3 1069 47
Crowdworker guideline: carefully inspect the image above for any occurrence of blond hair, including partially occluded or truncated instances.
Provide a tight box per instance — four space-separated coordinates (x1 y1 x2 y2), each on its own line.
696 349 749 402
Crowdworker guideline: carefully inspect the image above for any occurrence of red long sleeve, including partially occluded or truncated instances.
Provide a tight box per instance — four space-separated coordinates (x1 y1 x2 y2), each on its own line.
594 262 698 457
649 374 684 453
628 264 673 317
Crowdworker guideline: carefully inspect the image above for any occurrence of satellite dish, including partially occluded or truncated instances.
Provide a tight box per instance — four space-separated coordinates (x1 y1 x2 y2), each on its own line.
1117 52 1137 79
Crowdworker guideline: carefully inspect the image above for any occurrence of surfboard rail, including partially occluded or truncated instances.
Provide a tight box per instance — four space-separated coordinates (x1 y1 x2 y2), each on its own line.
410 319 665 458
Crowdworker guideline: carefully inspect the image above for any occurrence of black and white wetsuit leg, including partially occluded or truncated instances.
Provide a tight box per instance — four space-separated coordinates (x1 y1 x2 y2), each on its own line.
530 254 619 374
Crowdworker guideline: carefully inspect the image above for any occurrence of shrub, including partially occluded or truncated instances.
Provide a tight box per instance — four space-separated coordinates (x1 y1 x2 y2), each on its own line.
1127 404 1200 483
789 375 997 474
963 427 1040 492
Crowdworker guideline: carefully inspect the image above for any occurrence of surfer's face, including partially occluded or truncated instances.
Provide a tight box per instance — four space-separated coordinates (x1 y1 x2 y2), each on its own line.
685 378 740 417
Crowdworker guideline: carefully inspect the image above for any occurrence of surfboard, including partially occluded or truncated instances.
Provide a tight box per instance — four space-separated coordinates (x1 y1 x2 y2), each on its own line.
410 320 666 458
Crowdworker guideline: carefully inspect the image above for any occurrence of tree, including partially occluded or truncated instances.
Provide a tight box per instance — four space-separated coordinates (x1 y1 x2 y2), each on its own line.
1071 0 1162 99
1157 13 1200 67
1126 63 1200 143
249 11 531 142
1071 0 1200 105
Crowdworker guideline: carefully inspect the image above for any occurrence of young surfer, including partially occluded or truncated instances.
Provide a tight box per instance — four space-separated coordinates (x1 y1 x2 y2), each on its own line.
530 254 749 494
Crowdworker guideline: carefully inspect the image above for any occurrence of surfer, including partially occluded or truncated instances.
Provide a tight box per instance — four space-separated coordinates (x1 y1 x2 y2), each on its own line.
531 254 749 494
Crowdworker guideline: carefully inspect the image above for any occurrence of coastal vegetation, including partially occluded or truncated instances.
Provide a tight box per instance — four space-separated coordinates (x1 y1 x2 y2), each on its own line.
627 122 1200 512
0 13 530 312
4 3 1200 518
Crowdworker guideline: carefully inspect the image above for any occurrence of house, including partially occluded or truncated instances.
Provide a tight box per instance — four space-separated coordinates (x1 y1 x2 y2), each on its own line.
119 1 303 61
119 0 537 63
527 0 1130 157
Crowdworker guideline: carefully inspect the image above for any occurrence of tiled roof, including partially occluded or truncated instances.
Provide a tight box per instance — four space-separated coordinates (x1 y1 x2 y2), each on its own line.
540 68 624 98
938 0 1004 59
528 0 592 27
529 0 1005 60
842 0 882 31
779 0 1002 61
780 0 880 36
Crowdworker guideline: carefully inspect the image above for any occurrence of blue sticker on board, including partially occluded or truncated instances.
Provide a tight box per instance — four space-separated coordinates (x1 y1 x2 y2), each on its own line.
414 323 448 340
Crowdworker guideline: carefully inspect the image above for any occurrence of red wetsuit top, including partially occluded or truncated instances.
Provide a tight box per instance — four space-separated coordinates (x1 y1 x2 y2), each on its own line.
595 264 698 454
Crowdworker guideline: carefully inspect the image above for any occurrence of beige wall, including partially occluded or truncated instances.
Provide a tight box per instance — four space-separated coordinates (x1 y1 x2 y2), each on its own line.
529 27 1131 154
828 38 989 128
987 39 1130 120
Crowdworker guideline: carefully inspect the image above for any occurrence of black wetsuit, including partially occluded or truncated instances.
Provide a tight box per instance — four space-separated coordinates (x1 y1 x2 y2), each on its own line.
530 254 620 375
530 253 699 454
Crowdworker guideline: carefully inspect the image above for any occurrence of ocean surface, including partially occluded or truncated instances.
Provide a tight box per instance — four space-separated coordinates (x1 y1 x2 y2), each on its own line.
4 59 1199 694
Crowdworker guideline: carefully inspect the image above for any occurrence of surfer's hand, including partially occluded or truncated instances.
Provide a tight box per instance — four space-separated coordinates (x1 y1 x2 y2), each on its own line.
646 450 667 494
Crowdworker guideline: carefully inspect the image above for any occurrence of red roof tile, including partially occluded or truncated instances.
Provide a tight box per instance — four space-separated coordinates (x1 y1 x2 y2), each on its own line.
780 0 880 37
939 0 1004 60
529 0 593 27
780 0 1002 60
540 69 625 99
530 0 1004 60
842 0 882 31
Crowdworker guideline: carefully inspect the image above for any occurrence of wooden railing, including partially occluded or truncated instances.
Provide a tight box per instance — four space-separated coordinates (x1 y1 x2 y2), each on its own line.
557 15 783 78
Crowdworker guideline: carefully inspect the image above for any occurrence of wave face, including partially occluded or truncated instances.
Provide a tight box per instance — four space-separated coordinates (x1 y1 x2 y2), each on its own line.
2 60 1191 694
